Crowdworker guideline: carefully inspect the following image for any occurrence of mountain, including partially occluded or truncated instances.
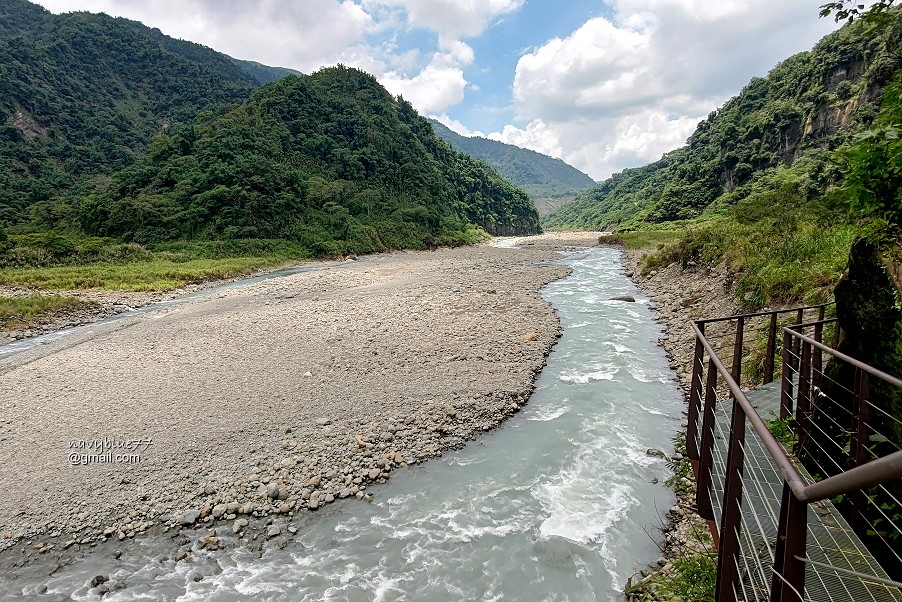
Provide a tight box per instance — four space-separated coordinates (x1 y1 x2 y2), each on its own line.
0 0 537 256
231 59 303 84
0 0 261 225
116 17 303 84
544 12 902 230
78 67 540 253
428 119 595 213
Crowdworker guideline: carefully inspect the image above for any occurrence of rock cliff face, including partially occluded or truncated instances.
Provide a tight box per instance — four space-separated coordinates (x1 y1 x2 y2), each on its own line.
800 236 902 579
808 237 902 467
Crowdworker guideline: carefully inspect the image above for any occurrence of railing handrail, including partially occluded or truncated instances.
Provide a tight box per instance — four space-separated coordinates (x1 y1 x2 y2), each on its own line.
787 317 839 330
693 319 902 504
802 449 902 503
785 328 902 390
695 302 834 325
690 321 809 499
690 305 902 599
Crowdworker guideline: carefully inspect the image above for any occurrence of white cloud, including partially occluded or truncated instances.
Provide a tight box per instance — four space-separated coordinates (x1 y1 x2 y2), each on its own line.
368 0 524 38
437 38 475 67
380 58 468 113
489 121 563 159
501 0 839 180
376 38 476 114
430 114 486 138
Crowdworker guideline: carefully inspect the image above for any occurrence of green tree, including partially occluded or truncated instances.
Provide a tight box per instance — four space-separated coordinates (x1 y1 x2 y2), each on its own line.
837 71 902 231
820 0 896 23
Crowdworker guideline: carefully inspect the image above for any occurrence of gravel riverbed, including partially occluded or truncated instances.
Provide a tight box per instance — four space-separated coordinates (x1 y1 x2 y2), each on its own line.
0 233 601 579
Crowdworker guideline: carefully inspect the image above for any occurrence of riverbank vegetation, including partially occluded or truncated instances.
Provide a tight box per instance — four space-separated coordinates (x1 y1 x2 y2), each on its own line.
0 233 310 290
0 293 95 328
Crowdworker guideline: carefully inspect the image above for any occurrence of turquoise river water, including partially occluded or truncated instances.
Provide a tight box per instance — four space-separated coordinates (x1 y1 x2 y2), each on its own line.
3 244 684 601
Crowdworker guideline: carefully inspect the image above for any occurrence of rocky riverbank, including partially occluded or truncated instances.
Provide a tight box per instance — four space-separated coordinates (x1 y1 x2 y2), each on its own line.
620 247 742 599
0 233 602 587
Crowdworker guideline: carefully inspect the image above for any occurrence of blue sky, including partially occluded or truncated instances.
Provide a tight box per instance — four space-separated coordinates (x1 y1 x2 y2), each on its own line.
459 0 610 133
35 0 842 180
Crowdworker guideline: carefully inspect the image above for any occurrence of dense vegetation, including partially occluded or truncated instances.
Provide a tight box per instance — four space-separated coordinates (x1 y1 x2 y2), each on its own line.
0 0 262 225
548 11 902 309
78 67 540 254
0 0 539 285
428 119 595 210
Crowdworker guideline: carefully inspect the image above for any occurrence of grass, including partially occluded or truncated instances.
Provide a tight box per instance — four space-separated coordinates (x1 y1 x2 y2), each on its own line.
601 227 684 250
667 553 717 601
766 414 799 450
625 548 717 601
665 431 694 497
0 293 97 328
0 256 295 291
640 216 856 310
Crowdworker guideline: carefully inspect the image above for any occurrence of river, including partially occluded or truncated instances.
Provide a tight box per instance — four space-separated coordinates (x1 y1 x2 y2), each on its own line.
2 244 684 601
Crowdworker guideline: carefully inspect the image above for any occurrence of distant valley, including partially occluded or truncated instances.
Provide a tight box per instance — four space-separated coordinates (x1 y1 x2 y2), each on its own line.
428 119 596 214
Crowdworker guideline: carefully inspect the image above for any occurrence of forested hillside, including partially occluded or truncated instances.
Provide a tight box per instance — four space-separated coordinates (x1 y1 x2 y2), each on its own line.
79 67 540 253
0 0 539 268
0 0 261 225
231 59 303 85
545 11 902 230
428 119 595 212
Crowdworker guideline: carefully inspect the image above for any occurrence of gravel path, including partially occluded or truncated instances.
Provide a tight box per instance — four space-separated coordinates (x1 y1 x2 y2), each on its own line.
0 233 599 568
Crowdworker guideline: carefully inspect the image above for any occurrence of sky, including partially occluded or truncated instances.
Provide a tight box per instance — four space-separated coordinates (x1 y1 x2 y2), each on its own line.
33 0 843 181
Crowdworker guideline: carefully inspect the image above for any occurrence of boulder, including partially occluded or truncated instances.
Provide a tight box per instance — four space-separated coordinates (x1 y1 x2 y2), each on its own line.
176 509 200 526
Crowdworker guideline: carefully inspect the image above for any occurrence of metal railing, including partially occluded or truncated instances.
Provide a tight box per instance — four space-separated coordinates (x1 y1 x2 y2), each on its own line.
686 304 902 601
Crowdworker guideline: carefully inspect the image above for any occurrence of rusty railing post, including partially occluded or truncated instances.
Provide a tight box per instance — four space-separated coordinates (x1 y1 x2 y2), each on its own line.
780 330 794 419
796 340 812 455
687 322 706 464
849 369 872 530
731 316 745 390
764 312 778 384
715 394 747 601
697 357 719 521
813 321 824 394
770 482 808 602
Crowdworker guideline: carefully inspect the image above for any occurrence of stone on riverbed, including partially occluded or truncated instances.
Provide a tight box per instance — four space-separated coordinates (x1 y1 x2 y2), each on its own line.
176 510 200 526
